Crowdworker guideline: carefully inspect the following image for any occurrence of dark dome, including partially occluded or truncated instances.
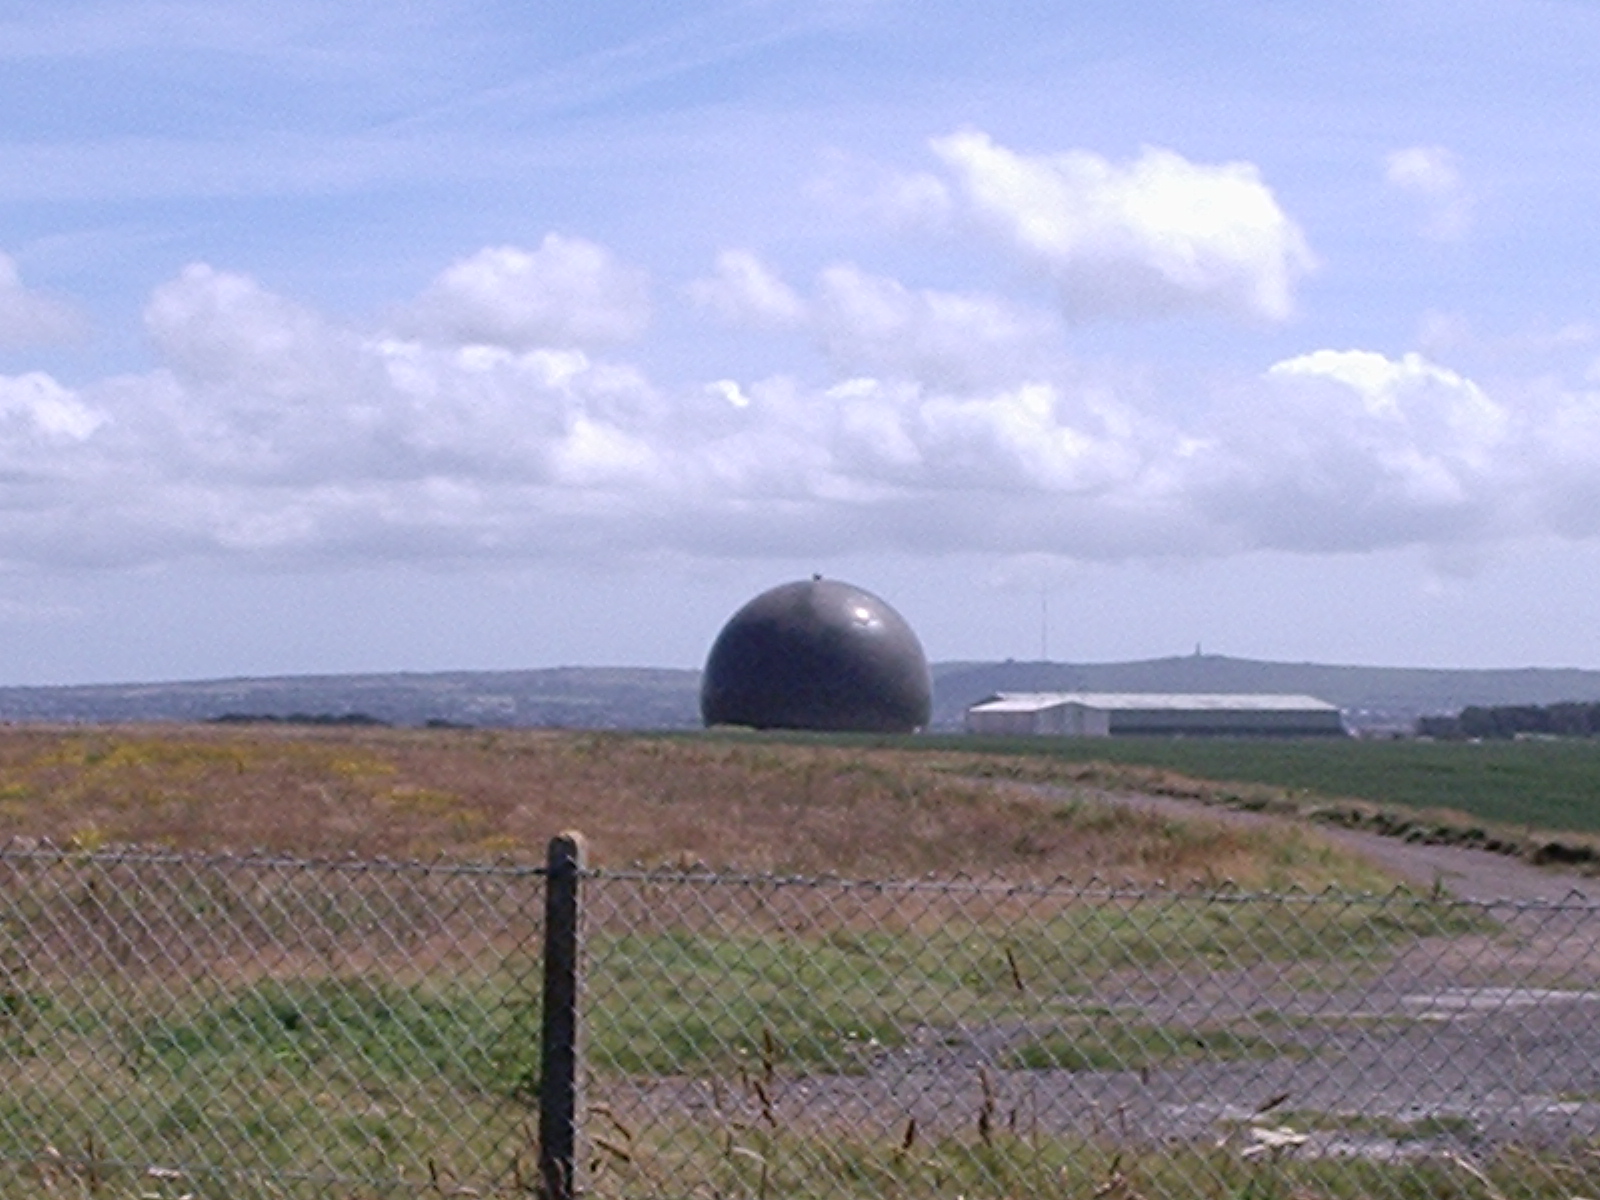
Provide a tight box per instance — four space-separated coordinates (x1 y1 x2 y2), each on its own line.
701 578 932 733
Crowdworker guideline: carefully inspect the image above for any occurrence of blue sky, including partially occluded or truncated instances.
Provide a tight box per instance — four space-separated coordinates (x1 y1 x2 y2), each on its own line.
2 0 1600 683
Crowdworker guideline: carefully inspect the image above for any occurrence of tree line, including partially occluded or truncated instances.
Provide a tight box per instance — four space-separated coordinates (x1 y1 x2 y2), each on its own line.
1416 701 1600 740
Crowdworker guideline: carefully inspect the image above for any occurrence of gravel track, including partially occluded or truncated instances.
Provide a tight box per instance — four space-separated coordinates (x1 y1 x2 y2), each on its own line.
1078 785 1600 903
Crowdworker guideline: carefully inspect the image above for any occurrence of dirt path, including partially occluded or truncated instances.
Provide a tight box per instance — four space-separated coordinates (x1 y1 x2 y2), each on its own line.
1083 787 1600 903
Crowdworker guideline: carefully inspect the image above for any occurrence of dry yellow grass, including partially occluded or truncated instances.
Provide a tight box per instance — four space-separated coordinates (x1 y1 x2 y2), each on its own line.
0 725 1392 887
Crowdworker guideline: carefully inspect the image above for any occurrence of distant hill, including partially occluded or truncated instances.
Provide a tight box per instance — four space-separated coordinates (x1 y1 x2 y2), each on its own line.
5 655 1600 732
0 667 703 730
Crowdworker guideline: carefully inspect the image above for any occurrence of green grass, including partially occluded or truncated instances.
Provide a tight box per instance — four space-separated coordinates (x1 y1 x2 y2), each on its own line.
926 734 1600 834
131 977 539 1094
0 886 1485 1191
8 1122 1591 1200
0 975 542 1197
699 726 1600 836
13 1114 1589 1199
585 890 1485 1075
0 855 1505 1198
0 896 1529 1200
1003 1020 1292 1071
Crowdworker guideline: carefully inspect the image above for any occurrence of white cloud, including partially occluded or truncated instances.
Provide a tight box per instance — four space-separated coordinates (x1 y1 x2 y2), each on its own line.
916 382 1142 493
0 373 104 442
1189 349 1512 551
811 265 1058 390
688 250 1062 390
12 245 1600 573
403 235 651 350
1525 387 1600 538
707 379 751 408
930 130 1315 322
1384 145 1460 197
0 253 85 347
807 149 954 230
0 254 1168 566
1385 145 1471 241
147 263 350 394
686 250 806 328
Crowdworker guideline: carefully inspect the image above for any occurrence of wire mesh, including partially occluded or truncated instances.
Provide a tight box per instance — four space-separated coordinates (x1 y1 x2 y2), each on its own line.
0 847 547 1198
4 846 1600 1198
581 870 1600 1200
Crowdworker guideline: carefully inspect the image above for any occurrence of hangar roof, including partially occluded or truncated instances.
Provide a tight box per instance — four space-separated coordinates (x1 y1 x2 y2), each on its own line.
969 692 1339 714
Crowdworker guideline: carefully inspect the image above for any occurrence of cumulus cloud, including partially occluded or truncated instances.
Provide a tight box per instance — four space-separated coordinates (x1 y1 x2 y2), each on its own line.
930 130 1315 321
8 238 1600 573
688 249 1063 391
0 254 85 347
1190 350 1511 551
811 264 1059 390
1385 145 1471 241
403 234 651 349
148 263 351 394
0 252 1161 565
1524 387 1600 538
686 250 806 328
0 373 103 442
807 149 954 230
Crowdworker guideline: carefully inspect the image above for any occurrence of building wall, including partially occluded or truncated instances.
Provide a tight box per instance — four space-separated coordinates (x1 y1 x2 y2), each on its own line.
965 708 1041 736
966 698 1344 738
1058 704 1110 736
1106 707 1345 737
965 703 1109 736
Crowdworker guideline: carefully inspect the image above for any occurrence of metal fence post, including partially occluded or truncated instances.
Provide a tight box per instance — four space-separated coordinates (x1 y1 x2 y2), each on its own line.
539 831 586 1200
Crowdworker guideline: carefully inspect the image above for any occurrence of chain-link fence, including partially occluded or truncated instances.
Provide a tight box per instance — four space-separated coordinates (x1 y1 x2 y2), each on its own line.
5 841 1600 1198
0 846 549 1198
581 866 1600 1200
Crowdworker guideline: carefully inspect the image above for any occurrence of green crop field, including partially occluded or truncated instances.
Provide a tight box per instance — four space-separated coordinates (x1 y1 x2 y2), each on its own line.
725 728 1600 837
935 734 1600 833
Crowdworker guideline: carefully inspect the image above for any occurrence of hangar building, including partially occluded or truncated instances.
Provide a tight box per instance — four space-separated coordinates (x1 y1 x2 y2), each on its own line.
964 692 1346 738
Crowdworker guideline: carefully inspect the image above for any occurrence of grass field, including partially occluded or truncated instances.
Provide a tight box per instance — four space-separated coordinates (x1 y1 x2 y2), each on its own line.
0 724 1405 888
3 721 1600 877
930 733 1600 835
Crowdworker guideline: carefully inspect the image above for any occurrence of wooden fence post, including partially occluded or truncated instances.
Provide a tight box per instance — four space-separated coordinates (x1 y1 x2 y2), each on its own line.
539 831 586 1200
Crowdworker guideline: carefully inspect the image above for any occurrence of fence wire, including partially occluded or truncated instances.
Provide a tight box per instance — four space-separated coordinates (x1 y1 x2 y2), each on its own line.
583 871 1600 1200
4 846 1600 1198
0 848 548 1198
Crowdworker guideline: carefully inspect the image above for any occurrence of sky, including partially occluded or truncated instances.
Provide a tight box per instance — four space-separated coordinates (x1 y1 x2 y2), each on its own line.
3 0 1600 683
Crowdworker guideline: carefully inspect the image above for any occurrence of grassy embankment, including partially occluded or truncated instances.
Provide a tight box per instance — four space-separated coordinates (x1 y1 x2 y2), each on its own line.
7 722 1598 871
0 724 1400 887
915 732 1600 866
